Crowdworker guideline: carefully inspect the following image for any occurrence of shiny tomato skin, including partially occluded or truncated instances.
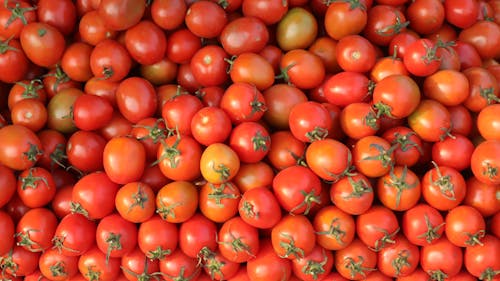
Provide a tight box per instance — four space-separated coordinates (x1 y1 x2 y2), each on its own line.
247 240 292 281
185 0 227 39
220 16 269 55
16 207 58 252
336 35 377 73
0 165 16 208
90 39 132 82
98 0 146 31
95 213 138 259
470 139 500 185
0 37 29 83
115 77 157 124
37 0 77 36
0 124 43 171
73 94 114 131
324 0 367 40
103 136 146 185
178 213 218 259
124 20 167 65
20 22 65 68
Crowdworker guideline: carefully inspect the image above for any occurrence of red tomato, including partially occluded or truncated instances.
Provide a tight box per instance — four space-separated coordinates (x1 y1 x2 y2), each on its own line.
124 20 167 65
336 35 377 73
20 22 65 67
39 248 79 281
420 237 463 280
463 176 500 217
166 29 202 64
0 210 15 256
0 165 16 208
431 134 474 171
289 101 332 142
78 10 117 46
162 93 203 136
73 94 113 131
470 139 500 185
0 124 43 171
156 134 202 182
228 52 274 90
271 214 316 260
403 39 441 77
0 245 40 278
185 0 227 38
305 138 353 182
238 187 282 229
178 213 218 259
156 181 198 223
444 0 480 29
313 206 355 251
421 164 466 211
477 104 500 140
292 244 334 281
353 135 395 178
199 181 241 223
218 217 259 263
103 136 146 184
246 240 292 281
90 39 132 82
16 167 56 208
191 106 232 146
242 0 288 25
53 213 96 257
96 213 138 260
263 83 308 129
324 0 367 40
97 0 145 31
78 246 121 281
334 238 377 280
445 205 486 247
0 1 37 39
363 4 409 46
16 207 58 252
330 174 374 215
323 71 371 107
464 235 500 280
377 235 420 278
229 121 270 164
280 49 325 89
159 249 200 281
408 99 452 142
356 205 400 251
220 16 269 55
407 0 445 35
0 37 29 83
115 182 156 223
37 0 77 36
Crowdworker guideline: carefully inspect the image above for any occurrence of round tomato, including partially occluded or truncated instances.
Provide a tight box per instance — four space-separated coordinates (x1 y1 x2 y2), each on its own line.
431 134 474 171
20 22 65 67
305 138 353 182
115 182 156 223
356 205 400 251
334 238 377 280
90 39 132 82
470 140 500 185
377 235 420 278
324 0 367 40
238 187 282 229
420 237 463 280
17 167 56 208
292 244 334 281
406 0 445 35
73 94 113 131
52 213 96 257
178 213 218 259
199 181 241 223
155 181 198 223
96 213 138 260
271 214 316 260
477 104 500 140
373 74 421 119
445 205 486 247
330 174 374 215
38 248 79 281
463 176 500 217
263 83 308 129
408 99 452 142
0 124 42 171
156 134 202 182
124 20 167 65
16 207 58 252
78 246 121 281
200 143 240 184
191 106 232 146
220 16 269 55
185 0 227 39
228 52 274 90
276 7 318 51
98 0 145 31
103 136 146 184
313 206 355 251
336 35 377 73
247 240 292 281
464 235 500 280
159 248 200 281
280 49 325 89
0 37 29 83
218 217 259 263
0 164 16 208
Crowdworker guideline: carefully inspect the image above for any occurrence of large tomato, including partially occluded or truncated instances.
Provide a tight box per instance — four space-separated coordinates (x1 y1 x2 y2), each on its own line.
52 213 96 257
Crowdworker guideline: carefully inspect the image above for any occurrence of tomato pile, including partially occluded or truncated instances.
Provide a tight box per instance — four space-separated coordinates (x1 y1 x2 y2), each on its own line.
0 0 499 280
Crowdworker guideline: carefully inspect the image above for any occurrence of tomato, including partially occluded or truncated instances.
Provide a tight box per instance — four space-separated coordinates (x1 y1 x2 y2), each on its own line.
381 126 423 167
324 0 367 40
103 136 146 184
339 102 378 139
0 210 15 256
190 45 229 87
463 176 500 217
477 104 500 141
52 213 96 257
323 71 371 107
289 101 332 142
162 93 203 136
66 130 104 173
178 213 218 259
403 39 441 77
233 161 274 193
16 167 55 208
20 22 65 68
16 207 58 252
199 181 240 223
71 171 120 220
98 0 145 31
200 143 240 184
421 164 466 211
370 56 409 83
114 182 155 223
406 0 445 35
452 41 482 71
38 248 79 281
313 206 355 251
247 240 292 281
0 1 37 39
115 77 157 124
84 77 119 107
377 235 420 278
185 0 227 38
156 134 202 182
228 121 270 164
73 94 113 132
276 7 318 51
140 56 178 86
471 140 500 185
47 87 83 134
220 16 269 56
330 174 374 215
176 64 202 98
280 49 325 89
0 245 40 278
0 37 29 83
271 214 316 260
388 30 420 60
149 0 186 30
423 69 470 107
336 35 377 73
356 205 400 251
334 238 377 280
156 181 198 223
96 213 138 261
238 186 282 229
267 131 305 170
120 247 161 281
228 52 274 90
242 0 287 25
90 39 132 82
37 0 77 36
460 21 500 60
10 98 47 132
166 29 202 64
191 106 232 146
445 205 486 247
305 138 353 182
420 237 463 280
273 165 322 215
0 164 16 208
408 99 452 142
431 134 474 171
0 124 42 171
372 74 420 119
220 82 266 124
291 244 334 281
159 249 200 281
124 20 167 65
444 0 480 29
218 217 259 263
353 135 395 178
263 83 307 130
377 166 421 211
464 235 500 280
463 66 500 112
363 5 408 46
78 10 117 46
448 105 473 136
78 246 121 281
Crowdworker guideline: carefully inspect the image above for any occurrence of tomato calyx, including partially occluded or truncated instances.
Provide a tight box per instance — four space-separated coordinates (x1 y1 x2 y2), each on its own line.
133 119 168 144
324 0 366 11
464 229 486 246
305 126 329 142
156 200 181 221
416 214 444 244
101 66 115 80
391 132 423 154
249 88 267 118
19 167 48 190
240 200 258 219
154 136 181 168
85 265 102 281
218 229 255 259
391 250 411 277
128 184 151 212
302 249 329 280
323 151 356 183
420 41 440 65
161 266 200 281
211 163 231 183
0 250 19 278
52 235 80 255
49 261 68 278
0 36 17 54
278 233 305 259
344 256 376 279
428 269 448 281
70 201 90 219
344 176 373 199
252 131 270 152
370 227 399 252
44 65 71 94
224 56 237 73
479 87 500 105
362 144 396 168
363 107 381 129
482 162 498 180
198 247 224 280
289 189 321 215
146 245 171 260
207 183 239 207
104 232 123 265
4 0 36 28
480 267 500 281
375 13 409 37
429 162 456 201
316 218 347 246
384 166 417 208
15 229 43 252
16 79 44 99
120 259 165 281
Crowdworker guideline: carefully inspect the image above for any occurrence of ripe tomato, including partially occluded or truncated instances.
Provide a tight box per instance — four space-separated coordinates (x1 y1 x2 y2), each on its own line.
138 215 178 260
238 186 282 229
71 171 120 220
377 166 421 211
78 246 121 281
218 217 259 263
191 106 232 146
16 207 58 252
150 0 187 30
402 203 445 247
0 37 29 83
445 205 486 247
185 0 227 39
276 7 318 51
124 20 167 65
477 104 500 140
420 237 463 280
471 140 500 185
96 213 138 260
340 102 379 139
200 143 240 184
220 82 267 124
305 138 353 182
381 126 423 167
241 0 288 25
0 124 42 171
408 99 452 142
324 0 367 40
421 164 466 211
39 248 79 281
73 94 113 131
280 49 325 89
10 98 47 132
263 84 308 129
330 174 374 215
178 213 218 259
271 214 316 260
166 29 202 64
221 16 269 55
464 235 500 280
336 35 377 73
120 247 160 281
403 39 442 77
16 167 56 208
377 235 420 278
356 205 400 251
373 74 421 119
406 0 445 35
199 182 240 223
0 210 15 256
431 134 474 171
247 240 292 281
78 10 117 46
162 93 203 136
0 165 16 208
52 213 96 257
159 248 200 281
228 52 274 90
334 238 377 280
463 176 500 217
115 77 157 124
229 121 270 164
98 0 145 31
233 161 274 192
156 134 202 182
463 66 499 112
0 245 40 278
289 101 332 142
423 69 470 106
0 1 37 39
20 22 65 67
353 135 395 178
323 71 371 107
60 42 93 82
115 182 156 223
90 39 132 82
103 136 146 184
36 0 77 36
363 5 408 46
155 181 198 223
292 244 334 281
313 206 355 251
273 165 322 215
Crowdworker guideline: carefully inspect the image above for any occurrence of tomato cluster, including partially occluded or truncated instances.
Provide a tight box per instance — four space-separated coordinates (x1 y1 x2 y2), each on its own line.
0 0 499 280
